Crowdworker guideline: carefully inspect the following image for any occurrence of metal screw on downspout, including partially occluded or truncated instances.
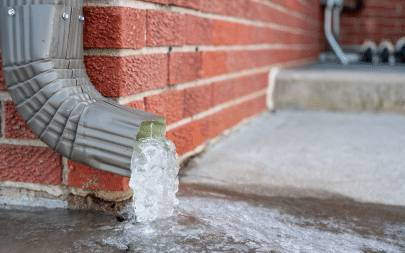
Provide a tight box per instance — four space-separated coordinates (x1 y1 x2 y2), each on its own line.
62 13 70 20
8 9 15 16
79 15 85 22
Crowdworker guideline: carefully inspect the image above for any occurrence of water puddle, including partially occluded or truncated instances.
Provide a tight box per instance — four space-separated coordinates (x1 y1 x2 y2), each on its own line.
1 184 404 252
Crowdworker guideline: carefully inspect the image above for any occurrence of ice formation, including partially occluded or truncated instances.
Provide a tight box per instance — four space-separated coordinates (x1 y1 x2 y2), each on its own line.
129 137 179 223
104 196 403 252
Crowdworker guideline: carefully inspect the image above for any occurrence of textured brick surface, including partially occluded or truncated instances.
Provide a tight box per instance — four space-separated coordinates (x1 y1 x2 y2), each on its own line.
0 55 6 91
146 10 186 47
145 90 184 125
85 54 168 97
0 145 62 185
168 95 267 156
170 0 201 10
206 95 267 139
201 50 281 78
201 51 227 78
169 52 202 85
83 7 146 49
226 50 257 73
212 73 268 106
341 0 405 44
225 0 246 18
213 20 251 45
184 85 212 117
143 0 169 3
125 100 144 110
166 119 203 156
67 160 130 191
186 15 214 45
4 101 37 139
200 0 225 15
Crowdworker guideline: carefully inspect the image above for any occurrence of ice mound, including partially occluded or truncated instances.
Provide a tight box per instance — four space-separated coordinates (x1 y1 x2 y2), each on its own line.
129 137 179 223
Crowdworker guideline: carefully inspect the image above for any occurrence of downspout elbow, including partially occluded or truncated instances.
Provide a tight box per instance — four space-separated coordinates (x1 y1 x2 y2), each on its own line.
0 1 165 178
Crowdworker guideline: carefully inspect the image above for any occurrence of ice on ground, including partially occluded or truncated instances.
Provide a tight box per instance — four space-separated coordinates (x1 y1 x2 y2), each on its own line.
129 137 179 223
104 196 404 252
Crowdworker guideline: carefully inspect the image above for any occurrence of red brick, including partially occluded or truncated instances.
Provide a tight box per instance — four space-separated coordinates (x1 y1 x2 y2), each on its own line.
170 0 201 10
244 1 314 30
198 95 267 144
83 7 146 49
4 101 37 139
125 100 144 110
67 160 130 191
201 111 226 140
227 50 278 73
200 112 222 140
183 85 212 117
0 54 6 91
200 106 239 140
0 145 62 185
212 73 268 106
226 50 255 73
234 96 265 129
340 0 405 45
200 0 226 15
144 90 184 125
85 54 168 97
213 20 251 45
251 26 274 44
166 119 203 156
219 95 265 130
244 1 268 22
223 103 245 129
201 51 227 78
200 49 281 79
169 52 202 85
143 0 169 3
242 95 267 118
212 79 238 106
186 15 214 45
146 10 186 47
224 0 247 18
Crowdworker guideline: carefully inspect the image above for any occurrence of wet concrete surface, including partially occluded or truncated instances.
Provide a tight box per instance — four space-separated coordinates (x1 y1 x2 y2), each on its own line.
180 110 405 206
1 184 404 252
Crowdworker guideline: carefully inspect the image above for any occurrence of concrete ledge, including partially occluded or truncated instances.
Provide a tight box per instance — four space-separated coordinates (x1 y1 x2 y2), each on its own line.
0 180 133 213
0 187 68 209
274 67 405 113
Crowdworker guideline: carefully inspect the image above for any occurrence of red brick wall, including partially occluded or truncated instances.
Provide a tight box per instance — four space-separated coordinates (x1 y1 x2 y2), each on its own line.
340 0 405 45
0 0 322 193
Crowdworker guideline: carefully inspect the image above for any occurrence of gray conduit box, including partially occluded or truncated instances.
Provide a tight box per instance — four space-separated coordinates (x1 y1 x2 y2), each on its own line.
0 0 166 178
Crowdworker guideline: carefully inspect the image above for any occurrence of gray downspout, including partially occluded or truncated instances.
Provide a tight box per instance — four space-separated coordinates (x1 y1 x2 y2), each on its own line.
0 0 166 178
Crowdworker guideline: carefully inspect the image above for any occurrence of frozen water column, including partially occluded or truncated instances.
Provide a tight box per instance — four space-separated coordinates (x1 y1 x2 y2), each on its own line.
0 0 166 178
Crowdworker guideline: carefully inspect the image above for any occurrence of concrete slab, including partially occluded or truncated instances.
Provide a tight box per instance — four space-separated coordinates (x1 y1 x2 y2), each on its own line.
274 63 405 113
180 110 405 206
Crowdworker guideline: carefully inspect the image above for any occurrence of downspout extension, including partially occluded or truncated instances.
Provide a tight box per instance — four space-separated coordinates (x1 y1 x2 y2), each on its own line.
0 0 166 178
